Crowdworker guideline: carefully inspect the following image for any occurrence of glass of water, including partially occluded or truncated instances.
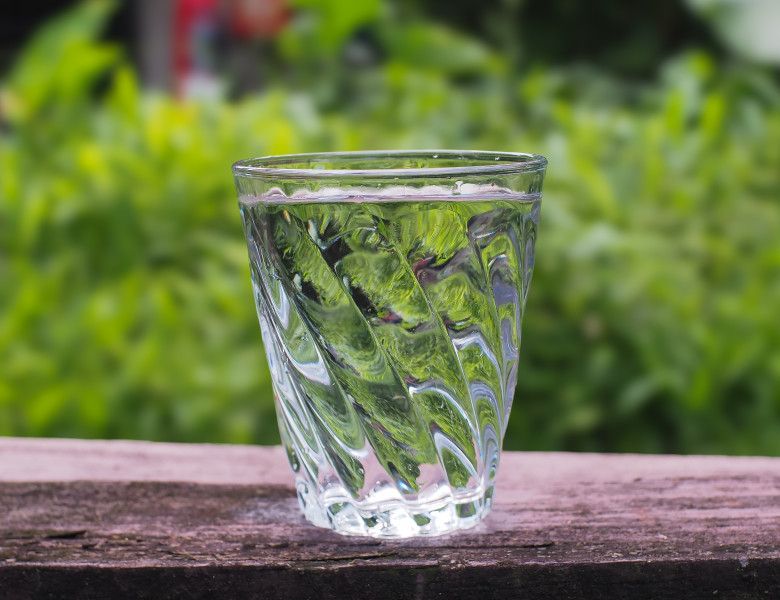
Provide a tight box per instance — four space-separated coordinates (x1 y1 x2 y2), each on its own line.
233 151 547 538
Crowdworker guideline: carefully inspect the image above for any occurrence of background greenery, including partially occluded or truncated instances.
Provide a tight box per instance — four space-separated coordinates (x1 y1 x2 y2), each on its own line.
1 0 779 454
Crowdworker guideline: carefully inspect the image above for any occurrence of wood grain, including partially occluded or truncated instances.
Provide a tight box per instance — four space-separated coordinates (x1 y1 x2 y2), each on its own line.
1 437 779 599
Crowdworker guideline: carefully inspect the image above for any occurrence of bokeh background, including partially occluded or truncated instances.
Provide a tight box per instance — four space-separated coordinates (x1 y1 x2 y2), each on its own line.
2 0 779 454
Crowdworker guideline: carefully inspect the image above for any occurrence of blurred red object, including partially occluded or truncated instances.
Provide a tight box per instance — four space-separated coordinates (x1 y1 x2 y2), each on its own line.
174 0 217 75
227 0 289 39
173 0 219 97
173 0 288 98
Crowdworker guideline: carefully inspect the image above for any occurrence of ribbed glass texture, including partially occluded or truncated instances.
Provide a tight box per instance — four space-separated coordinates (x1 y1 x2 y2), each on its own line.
233 151 546 537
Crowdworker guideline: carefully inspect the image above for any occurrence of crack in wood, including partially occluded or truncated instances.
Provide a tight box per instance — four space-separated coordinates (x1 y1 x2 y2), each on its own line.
44 530 88 540
519 542 555 549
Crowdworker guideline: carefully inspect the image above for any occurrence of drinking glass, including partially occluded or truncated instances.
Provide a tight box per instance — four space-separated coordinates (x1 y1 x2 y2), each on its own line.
233 150 547 538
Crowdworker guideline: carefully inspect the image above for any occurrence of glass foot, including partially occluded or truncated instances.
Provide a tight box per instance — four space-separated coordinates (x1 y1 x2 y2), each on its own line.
296 480 494 538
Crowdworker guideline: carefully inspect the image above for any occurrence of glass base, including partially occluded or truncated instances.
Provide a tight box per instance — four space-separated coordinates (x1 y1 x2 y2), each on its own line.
296 480 494 538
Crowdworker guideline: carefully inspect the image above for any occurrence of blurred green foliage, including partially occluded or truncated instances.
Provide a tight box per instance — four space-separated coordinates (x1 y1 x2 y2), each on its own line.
1 0 779 454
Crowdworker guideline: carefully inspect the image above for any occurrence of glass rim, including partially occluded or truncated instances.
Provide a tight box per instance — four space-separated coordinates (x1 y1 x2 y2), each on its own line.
232 150 548 180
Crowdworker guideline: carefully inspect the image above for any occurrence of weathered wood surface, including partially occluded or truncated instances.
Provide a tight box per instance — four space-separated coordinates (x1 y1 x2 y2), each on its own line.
1 437 779 600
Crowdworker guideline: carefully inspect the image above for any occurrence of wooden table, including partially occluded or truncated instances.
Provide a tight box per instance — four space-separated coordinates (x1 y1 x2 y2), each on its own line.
1 437 779 599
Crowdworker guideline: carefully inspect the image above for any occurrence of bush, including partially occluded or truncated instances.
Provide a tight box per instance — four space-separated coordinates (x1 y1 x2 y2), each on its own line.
1 1 779 454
